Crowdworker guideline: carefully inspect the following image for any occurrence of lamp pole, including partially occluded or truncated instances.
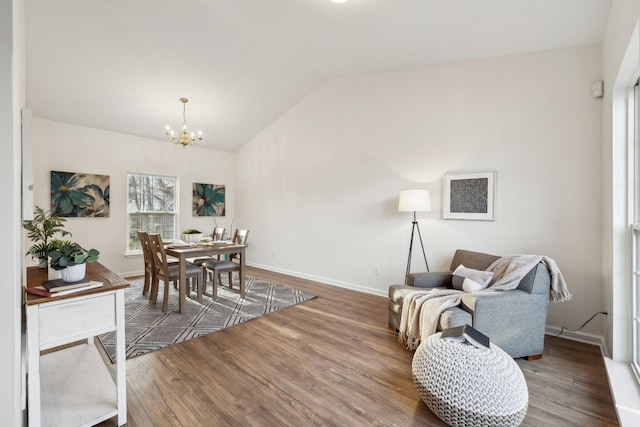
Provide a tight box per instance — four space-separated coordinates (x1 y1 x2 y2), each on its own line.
405 211 429 284
398 189 431 285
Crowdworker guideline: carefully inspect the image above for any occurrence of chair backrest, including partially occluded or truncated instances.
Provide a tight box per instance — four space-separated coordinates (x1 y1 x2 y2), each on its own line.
232 229 249 245
137 230 153 270
212 227 225 240
229 229 249 260
148 233 170 278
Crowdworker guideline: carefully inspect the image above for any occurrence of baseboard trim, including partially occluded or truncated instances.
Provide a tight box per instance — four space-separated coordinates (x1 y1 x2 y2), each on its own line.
247 262 388 297
544 325 607 350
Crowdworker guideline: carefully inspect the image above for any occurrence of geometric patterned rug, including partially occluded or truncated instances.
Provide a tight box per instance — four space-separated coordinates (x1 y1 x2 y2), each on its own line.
96 275 316 363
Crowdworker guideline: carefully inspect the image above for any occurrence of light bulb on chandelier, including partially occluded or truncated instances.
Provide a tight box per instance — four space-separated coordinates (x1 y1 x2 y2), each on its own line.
165 98 203 149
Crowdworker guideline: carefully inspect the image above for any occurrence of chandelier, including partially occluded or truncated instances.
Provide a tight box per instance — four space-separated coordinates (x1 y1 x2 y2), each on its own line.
165 98 203 148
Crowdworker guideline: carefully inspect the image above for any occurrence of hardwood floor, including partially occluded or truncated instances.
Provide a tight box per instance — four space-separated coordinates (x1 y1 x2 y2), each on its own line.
99 267 618 426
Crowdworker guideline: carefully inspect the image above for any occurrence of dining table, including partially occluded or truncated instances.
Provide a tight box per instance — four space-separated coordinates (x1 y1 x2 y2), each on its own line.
164 241 247 314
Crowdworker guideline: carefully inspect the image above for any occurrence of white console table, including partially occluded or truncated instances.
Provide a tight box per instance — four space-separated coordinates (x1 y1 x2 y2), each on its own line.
25 264 129 427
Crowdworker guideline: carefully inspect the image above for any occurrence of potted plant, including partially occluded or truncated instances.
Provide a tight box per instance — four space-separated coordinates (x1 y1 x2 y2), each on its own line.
49 242 100 282
22 206 72 268
181 228 203 243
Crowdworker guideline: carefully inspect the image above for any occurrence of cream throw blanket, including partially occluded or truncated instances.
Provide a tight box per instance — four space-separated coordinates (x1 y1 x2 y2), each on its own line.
398 254 572 350
398 288 465 350
487 255 572 303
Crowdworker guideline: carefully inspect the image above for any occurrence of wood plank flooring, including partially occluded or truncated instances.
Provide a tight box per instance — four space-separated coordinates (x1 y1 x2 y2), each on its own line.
98 267 618 426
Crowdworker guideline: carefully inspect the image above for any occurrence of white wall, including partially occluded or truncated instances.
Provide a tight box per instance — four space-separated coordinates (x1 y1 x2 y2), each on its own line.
31 118 236 277
602 0 640 360
236 45 604 335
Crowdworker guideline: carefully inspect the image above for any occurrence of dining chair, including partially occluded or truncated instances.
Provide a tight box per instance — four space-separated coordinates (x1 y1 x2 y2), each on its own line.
148 233 204 312
212 227 225 241
202 229 249 299
137 230 155 296
138 230 179 296
186 227 226 282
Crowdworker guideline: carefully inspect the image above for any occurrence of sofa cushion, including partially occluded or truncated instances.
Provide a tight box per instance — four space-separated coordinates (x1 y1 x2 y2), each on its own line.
438 306 472 330
451 264 493 293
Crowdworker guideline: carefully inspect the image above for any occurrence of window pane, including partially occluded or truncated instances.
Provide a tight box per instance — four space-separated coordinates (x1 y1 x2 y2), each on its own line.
633 79 640 383
127 173 176 251
635 316 640 368
128 173 175 213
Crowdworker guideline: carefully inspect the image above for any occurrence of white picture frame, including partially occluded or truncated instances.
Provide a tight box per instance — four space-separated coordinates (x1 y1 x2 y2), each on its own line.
443 171 496 220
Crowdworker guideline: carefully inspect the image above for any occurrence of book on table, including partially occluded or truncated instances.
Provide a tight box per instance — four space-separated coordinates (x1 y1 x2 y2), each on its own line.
26 280 103 297
42 278 93 292
440 324 490 349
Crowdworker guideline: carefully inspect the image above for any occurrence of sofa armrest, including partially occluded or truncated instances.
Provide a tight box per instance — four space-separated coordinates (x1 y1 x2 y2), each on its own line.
408 271 452 288
459 290 548 358
461 290 535 314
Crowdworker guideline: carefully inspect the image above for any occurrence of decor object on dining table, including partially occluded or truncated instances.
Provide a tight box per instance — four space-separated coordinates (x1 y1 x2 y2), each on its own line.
22 205 72 268
49 242 100 282
51 170 110 217
193 183 225 216
442 171 495 220
181 229 204 243
165 97 202 148
398 189 431 284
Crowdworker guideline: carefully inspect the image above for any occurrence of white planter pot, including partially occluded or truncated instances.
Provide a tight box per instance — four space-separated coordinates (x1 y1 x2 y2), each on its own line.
60 263 86 283
48 265 62 280
181 233 203 243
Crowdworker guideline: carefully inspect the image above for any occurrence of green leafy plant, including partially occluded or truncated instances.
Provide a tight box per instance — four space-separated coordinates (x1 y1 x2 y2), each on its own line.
49 242 100 271
182 229 202 234
22 206 72 265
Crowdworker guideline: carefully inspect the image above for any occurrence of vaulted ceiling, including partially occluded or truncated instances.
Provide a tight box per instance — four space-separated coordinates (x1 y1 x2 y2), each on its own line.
25 0 611 152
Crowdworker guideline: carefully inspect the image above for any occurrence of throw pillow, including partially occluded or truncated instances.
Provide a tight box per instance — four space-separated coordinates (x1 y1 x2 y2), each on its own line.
451 264 494 293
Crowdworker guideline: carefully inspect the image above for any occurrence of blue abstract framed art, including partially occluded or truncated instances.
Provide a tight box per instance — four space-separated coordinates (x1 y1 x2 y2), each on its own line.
51 170 110 217
193 183 225 216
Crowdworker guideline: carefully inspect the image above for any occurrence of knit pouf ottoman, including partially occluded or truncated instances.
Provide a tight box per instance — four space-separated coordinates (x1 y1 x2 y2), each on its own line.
412 333 528 427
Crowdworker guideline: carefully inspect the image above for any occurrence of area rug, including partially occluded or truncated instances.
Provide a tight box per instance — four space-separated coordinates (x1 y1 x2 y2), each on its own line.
97 275 315 363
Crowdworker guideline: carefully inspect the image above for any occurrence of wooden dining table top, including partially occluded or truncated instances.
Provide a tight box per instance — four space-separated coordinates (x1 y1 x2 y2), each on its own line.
163 241 247 257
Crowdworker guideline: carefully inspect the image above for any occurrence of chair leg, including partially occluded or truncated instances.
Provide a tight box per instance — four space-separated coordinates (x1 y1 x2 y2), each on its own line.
196 273 203 303
142 270 151 295
201 269 207 295
150 276 159 304
228 272 233 289
212 270 219 300
162 280 170 312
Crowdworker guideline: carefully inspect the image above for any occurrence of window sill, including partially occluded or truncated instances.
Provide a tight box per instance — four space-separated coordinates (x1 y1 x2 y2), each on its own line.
604 357 640 426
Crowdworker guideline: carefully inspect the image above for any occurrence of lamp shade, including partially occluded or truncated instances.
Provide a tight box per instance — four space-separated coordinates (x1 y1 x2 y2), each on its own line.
398 189 431 212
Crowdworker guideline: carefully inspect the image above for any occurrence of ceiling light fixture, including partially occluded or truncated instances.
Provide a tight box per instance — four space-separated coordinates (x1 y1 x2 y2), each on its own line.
331 0 348 3
165 98 202 149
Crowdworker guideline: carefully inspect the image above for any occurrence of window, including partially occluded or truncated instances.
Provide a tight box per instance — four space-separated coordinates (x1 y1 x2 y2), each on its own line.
127 173 177 253
631 79 640 379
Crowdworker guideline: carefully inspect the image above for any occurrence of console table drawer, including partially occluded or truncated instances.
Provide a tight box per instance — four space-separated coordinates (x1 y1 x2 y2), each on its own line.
38 292 116 350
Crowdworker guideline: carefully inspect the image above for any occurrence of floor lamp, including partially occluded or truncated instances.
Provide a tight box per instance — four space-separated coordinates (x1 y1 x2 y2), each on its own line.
398 189 431 284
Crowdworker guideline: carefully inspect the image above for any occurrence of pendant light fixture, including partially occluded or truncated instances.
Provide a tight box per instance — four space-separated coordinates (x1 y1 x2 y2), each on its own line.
165 98 203 149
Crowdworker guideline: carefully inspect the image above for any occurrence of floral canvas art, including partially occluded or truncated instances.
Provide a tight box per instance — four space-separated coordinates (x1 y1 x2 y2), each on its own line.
193 183 225 216
51 170 110 217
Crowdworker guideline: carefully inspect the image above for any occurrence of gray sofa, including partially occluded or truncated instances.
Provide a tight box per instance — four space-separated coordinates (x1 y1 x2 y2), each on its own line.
388 249 551 359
